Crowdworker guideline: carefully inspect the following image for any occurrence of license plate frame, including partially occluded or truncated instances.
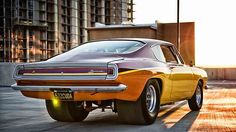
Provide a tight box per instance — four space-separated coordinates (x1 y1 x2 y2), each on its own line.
52 89 74 100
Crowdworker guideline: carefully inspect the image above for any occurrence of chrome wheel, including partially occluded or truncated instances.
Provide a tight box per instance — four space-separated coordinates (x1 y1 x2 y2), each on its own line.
196 85 202 106
146 85 157 113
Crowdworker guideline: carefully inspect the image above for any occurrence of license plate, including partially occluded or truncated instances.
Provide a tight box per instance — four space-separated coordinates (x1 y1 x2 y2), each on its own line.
52 89 73 100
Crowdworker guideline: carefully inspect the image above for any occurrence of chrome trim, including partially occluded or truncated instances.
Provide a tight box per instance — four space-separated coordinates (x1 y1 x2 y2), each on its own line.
11 83 127 92
106 64 118 80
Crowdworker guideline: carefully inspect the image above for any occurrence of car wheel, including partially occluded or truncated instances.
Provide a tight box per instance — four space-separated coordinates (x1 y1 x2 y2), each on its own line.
188 81 203 111
46 100 89 122
117 80 160 125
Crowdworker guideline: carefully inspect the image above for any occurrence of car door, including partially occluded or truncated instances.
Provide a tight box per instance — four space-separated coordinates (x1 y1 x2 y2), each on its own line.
160 45 194 101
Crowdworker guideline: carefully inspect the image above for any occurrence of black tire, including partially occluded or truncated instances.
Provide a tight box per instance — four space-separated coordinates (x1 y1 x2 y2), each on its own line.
188 81 203 111
46 100 89 122
117 80 160 125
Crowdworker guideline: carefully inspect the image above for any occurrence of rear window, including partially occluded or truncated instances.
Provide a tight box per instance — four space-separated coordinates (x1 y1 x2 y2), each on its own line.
48 40 144 61
70 40 144 54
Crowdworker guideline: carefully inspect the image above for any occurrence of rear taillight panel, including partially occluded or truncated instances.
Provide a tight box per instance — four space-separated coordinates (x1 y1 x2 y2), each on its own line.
17 67 109 76
13 63 118 80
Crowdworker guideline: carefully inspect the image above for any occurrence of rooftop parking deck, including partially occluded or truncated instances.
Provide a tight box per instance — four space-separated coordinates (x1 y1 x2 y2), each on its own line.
0 83 236 131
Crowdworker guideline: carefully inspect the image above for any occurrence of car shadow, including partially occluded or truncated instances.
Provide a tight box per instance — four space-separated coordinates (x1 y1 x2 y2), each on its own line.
154 101 199 131
156 101 200 131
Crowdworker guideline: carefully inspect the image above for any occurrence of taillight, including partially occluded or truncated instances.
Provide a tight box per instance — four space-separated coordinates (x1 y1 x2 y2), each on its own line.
13 65 24 79
106 64 118 80
107 68 114 75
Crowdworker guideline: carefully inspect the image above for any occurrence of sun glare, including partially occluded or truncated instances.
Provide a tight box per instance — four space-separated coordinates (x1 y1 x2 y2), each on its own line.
134 0 236 68
194 0 236 68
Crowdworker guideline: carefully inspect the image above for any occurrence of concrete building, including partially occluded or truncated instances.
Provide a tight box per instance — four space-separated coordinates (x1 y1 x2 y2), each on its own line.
0 0 134 62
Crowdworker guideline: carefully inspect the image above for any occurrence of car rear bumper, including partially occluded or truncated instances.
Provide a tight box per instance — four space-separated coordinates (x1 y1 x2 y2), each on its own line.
11 83 127 92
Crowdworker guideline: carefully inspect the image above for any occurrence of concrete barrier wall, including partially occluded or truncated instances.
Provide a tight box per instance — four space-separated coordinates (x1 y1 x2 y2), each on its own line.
0 63 17 86
204 68 236 80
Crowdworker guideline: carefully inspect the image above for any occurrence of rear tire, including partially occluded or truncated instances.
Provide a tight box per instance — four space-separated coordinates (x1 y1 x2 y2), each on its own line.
188 81 203 111
117 80 160 125
46 100 89 122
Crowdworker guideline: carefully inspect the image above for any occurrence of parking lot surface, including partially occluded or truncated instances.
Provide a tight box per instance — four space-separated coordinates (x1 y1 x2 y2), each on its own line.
0 86 236 132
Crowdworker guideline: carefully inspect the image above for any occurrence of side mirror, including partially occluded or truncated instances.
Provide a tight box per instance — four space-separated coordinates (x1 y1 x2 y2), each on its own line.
190 61 193 67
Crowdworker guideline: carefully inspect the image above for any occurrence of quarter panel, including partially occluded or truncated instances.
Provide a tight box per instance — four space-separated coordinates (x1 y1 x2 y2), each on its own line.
191 67 208 88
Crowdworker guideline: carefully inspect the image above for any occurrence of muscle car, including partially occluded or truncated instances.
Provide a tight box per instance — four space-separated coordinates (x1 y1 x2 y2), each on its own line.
11 38 207 124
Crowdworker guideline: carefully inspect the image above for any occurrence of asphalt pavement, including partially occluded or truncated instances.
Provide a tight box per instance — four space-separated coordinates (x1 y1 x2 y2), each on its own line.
0 85 236 132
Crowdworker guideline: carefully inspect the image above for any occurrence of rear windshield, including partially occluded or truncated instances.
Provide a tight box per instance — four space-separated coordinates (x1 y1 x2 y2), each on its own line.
47 40 144 61
68 40 144 54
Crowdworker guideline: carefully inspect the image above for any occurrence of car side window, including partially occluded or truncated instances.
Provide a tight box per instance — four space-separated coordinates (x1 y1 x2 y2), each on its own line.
160 45 178 64
151 45 166 62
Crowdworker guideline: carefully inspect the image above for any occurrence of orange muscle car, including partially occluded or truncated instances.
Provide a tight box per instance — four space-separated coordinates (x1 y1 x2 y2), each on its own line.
12 38 207 124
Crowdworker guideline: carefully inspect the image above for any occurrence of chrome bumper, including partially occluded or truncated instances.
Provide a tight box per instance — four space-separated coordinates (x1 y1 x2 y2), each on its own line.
11 83 127 92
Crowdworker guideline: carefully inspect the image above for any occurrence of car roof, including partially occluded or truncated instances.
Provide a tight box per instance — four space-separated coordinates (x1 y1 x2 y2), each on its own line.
99 38 173 46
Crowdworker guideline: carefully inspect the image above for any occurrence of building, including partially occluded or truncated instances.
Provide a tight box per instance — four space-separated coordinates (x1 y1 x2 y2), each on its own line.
0 0 134 62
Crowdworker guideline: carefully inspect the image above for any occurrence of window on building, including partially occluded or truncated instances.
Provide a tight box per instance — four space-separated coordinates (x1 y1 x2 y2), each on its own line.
28 11 33 19
67 9 71 16
62 34 66 41
67 18 70 24
29 42 34 48
62 8 66 14
63 26 66 32
62 16 66 23
29 31 34 38
28 0 33 19
67 26 71 33
62 0 66 5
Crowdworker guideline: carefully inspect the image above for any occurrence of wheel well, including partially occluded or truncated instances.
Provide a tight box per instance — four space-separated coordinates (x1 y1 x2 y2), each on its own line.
199 79 204 88
151 78 163 96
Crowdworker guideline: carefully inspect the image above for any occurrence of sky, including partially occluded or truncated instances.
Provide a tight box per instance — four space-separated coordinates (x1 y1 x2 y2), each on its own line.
134 0 236 67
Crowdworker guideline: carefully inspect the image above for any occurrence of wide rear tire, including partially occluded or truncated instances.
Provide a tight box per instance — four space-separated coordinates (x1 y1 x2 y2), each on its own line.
46 100 89 122
188 81 203 111
117 80 160 125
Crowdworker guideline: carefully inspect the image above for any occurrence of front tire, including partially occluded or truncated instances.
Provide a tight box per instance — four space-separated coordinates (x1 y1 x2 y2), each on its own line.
117 80 160 125
46 100 89 122
188 81 203 111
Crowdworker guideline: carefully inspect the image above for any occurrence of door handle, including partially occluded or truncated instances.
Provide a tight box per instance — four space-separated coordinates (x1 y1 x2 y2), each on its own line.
170 66 176 69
